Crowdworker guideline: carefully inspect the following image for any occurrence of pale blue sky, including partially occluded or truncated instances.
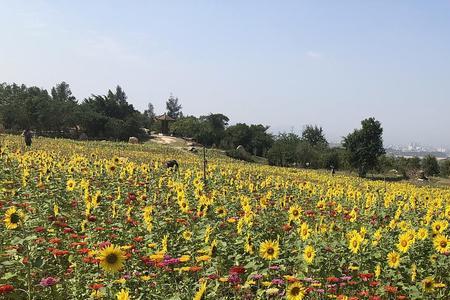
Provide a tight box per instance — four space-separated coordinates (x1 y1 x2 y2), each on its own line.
1 1 449 147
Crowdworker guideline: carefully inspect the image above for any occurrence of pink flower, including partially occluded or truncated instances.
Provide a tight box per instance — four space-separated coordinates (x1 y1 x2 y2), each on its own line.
39 277 59 287
271 278 284 285
251 274 263 280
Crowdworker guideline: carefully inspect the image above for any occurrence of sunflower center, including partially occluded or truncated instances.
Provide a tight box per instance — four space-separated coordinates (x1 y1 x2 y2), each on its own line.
267 247 275 255
293 210 299 216
352 240 358 247
440 241 447 248
106 253 118 264
401 240 407 247
425 281 433 288
436 225 440 231
290 287 300 296
10 213 20 224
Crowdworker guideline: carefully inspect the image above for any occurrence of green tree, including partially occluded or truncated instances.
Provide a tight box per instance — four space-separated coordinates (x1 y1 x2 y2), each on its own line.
144 102 155 128
49 82 78 132
79 86 144 140
267 133 301 166
222 123 252 150
301 125 328 148
296 141 320 168
166 95 183 119
171 116 202 138
248 124 273 156
51 81 76 103
321 148 342 170
343 117 385 177
439 159 450 178
422 155 440 176
199 113 229 147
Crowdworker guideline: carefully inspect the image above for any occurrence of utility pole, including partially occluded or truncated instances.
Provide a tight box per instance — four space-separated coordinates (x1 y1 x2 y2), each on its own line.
203 146 207 186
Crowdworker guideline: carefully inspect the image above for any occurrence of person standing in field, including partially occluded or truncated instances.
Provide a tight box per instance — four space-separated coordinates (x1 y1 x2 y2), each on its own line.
23 128 32 147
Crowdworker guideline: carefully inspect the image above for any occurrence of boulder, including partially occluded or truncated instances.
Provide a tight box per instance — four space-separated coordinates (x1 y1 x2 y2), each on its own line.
236 145 246 152
417 170 428 181
128 137 139 144
79 133 88 141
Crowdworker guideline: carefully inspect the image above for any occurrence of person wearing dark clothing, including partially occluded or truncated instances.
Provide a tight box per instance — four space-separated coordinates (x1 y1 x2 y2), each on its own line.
165 160 179 171
23 129 32 147
330 165 336 176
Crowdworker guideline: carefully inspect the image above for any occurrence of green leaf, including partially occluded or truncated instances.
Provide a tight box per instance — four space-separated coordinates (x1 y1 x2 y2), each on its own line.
1 272 16 280
33 257 44 268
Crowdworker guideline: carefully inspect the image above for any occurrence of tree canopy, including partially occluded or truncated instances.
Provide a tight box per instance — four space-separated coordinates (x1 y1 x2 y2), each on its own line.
301 125 328 148
166 95 183 119
343 117 385 177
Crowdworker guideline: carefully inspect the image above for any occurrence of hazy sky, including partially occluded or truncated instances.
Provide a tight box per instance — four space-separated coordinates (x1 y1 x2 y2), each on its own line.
1 1 449 147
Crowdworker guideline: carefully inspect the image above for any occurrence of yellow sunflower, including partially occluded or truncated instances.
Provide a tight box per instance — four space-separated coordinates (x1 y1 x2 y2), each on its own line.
288 205 302 222
417 228 428 240
215 206 227 218
348 234 363 254
245 234 254 254
303 245 315 265
410 263 417 282
433 234 449 254
66 179 76 191
4 207 25 230
299 222 311 241
143 206 153 223
193 281 207 300
116 288 130 300
421 276 435 293
397 233 411 253
387 251 400 269
97 245 126 273
182 230 193 241
431 220 448 235
196 255 211 262
286 282 306 300
259 240 280 261
374 264 381 279
178 200 189 214
445 205 450 219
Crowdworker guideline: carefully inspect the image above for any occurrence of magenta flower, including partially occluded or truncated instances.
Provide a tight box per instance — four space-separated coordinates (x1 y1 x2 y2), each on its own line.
251 274 263 280
228 274 241 284
271 278 284 285
39 277 59 287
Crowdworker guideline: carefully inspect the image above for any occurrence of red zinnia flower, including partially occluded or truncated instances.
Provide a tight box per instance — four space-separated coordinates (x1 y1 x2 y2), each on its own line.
0 284 14 294
34 226 46 233
384 285 398 294
327 276 340 283
52 249 69 256
229 266 246 275
90 283 104 290
369 281 379 287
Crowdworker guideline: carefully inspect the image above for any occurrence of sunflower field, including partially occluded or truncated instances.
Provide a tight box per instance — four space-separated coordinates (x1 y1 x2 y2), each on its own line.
0 135 449 300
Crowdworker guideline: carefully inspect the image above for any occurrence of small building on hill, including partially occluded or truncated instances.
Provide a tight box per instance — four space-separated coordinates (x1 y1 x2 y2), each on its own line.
155 113 175 135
